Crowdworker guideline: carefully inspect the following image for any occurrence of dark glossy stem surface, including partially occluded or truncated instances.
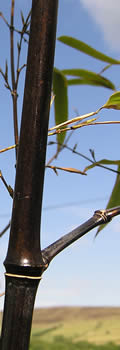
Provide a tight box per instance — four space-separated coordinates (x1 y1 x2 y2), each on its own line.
1 275 40 350
5 0 58 273
1 1 58 350
42 207 120 264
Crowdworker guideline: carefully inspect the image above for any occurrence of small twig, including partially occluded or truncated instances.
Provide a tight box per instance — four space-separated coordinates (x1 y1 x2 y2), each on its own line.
48 110 99 132
0 144 17 154
10 0 15 92
42 206 120 265
16 35 24 88
10 0 18 159
0 292 5 297
0 12 10 29
17 64 26 75
0 12 23 35
46 164 86 175
48 142 120 175
0 139 119 176
47 109 84 165
16 11 31 88
48 119 120 136
0 222 10 238
0 64 12 92
0 171 14 198
47 150 59 166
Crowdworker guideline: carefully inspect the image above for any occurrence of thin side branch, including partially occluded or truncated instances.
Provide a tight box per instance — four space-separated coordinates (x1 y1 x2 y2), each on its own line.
48 110 99 132
0 292 5 298
0 222 10 238
42 206 120 266
10 0 19 159
48 120 120 136
48 142 120 175
0 144 16 154
0 171 13 198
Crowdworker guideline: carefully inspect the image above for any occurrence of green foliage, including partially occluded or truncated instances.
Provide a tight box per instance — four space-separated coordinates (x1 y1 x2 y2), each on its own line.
103 91 120 110
53 36 119 148
30 336 120 350
105 165 120 208
58 36 120 64
55 35 120 237
96 165 120 236
53 68 68 145
62 69 115 90
84 159 120 173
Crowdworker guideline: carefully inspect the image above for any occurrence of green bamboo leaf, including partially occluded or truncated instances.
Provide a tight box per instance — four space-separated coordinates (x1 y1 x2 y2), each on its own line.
53 68 68 145
96 165 120 236
67 78 111 87
103 91 120 110
62 69 115 90
84 159 120 172
58 36 120 65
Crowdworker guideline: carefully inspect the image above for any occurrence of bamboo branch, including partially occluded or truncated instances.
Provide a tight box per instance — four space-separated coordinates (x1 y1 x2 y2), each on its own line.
0 171 14 198
10 0 19 159
0 66 12 92
0 222 10 238
0 144 16 154
48 141 120 175
48 119 120 136
16 11 31 88
42 206 120 265
48 111 98 132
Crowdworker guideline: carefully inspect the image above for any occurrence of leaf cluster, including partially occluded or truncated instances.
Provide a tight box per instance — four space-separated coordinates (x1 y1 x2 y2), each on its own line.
52 36 120 236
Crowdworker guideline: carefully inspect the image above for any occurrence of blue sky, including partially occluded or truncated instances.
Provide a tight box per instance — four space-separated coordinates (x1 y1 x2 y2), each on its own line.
0 1 120 309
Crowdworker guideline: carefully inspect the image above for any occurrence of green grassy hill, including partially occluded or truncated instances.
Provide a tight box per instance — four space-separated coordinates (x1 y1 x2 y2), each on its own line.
31 307 120 346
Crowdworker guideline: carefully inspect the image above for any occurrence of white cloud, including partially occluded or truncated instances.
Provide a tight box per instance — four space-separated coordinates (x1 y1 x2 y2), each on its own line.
80 0 120 51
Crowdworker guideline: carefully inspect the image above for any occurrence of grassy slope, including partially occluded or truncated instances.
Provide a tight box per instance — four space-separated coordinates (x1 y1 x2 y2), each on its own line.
31 307 120 345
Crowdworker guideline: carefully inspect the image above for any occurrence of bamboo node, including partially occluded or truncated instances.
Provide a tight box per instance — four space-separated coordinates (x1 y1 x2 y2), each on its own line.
5 273 42 280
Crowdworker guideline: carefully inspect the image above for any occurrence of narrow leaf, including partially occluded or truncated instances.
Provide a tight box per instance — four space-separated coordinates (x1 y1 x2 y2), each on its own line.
47 165 86 175
58 36 120 65
53 68 68 145
96 165 120 236
103 91 120 110
62 69 115 90
84 159 120 172
67 78 114 89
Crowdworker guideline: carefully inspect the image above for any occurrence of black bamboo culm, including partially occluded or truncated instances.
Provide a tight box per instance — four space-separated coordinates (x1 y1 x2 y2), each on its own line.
1 1 120 349
1 1 58 349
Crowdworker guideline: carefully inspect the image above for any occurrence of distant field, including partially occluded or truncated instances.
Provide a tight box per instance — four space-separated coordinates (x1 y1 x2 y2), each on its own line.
1 307 120 348
30 307 120 346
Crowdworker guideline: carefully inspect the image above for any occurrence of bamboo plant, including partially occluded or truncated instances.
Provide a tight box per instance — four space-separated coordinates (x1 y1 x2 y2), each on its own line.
0 1 58 349
1 1 120 350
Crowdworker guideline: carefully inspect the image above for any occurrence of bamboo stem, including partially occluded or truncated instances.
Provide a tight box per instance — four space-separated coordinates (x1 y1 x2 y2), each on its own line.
4 0 58 274
1 276 40 350
1 1 58 349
